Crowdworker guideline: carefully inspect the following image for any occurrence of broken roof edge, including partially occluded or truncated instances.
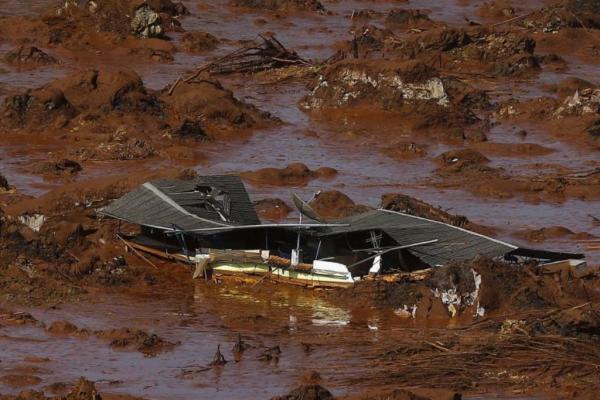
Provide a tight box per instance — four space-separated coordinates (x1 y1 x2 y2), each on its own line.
378 208 519 250
380 209 586 262
172 222 350 234
509 247 585 261
97 205 349 233
142 182 230 227
98 209 176 231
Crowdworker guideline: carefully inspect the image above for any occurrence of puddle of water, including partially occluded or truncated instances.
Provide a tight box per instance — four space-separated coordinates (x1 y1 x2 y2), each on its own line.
0 285 382 399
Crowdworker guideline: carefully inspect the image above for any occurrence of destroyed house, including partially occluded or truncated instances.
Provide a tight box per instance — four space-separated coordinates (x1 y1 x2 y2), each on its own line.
100 175 585 287
101 175 327 255
290 203 584 276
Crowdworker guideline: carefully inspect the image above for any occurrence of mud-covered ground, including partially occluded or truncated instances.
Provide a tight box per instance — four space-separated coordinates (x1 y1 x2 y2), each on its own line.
0 0 599 399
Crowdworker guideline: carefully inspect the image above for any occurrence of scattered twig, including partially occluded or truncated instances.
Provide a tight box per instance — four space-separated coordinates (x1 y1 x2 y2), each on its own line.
491 11 534 28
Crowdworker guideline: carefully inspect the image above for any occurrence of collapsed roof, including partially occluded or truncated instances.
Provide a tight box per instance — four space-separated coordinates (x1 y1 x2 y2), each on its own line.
100 175 261 231
101 176 585 266
314 209 517 267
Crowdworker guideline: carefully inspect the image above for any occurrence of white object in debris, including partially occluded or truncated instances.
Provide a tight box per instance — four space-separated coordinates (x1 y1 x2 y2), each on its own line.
193 254 211 279
474 304 485 317
438 287 461 306
313 260 351 278
448 304 458 318
433 268 485 317
470 269 485 317
567 89 580 108
291 249 300 267
18 214 46 232
260 250 270 261
394 304 417 319
369 255 381 275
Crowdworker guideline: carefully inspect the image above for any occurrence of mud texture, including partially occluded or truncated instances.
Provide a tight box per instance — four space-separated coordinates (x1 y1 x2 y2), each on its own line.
1 0 599 398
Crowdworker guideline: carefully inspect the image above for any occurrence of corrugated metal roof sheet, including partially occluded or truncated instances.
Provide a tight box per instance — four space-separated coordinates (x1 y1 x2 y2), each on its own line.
317 209 517 266
100 175 261 230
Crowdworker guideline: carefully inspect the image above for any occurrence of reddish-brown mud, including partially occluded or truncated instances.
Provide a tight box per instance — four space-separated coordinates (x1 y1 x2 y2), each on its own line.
1 0 600 399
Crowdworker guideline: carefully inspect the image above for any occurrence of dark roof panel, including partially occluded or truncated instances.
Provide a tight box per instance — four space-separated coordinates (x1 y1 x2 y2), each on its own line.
317 209 517 266
100 175 260 230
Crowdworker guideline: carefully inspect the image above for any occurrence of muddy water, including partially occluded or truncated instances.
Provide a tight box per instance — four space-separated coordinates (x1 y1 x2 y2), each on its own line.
0 282 543 399
1 1 598 398
0 284 413 398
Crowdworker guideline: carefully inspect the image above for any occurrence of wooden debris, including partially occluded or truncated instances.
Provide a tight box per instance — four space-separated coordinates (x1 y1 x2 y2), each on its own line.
205 34 310 75
367 268 433 283
210 344 227 366
117 234 158 269
169 35 311 95
268 255 313 272
232 333 249 354
258 345 281 362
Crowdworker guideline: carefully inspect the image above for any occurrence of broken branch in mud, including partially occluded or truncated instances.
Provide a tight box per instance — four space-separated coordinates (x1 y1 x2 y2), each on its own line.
117 234 158 269
168 34 311 95
563 167 600 179
490 12 534 27
375 329 600 391
210 344 227 366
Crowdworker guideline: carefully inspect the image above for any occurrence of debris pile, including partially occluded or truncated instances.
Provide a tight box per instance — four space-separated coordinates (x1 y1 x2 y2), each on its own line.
387 27 471 58
131 4 164 38
554 88 600 117
190 35 310 76
519 0 600 33
301 60 487 132
0 0 187 64
3 46 57 67
372 25 550 77
361 254 600 393
301 60 450 110
0 175 160 304
72 138 158 161
56 0 188 38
